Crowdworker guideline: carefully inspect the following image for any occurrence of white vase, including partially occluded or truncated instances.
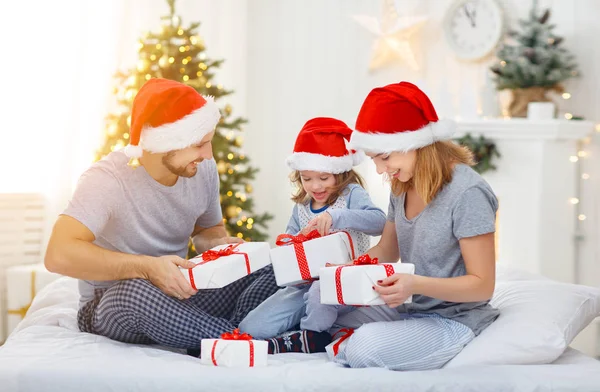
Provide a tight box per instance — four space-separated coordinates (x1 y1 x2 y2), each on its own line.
527 102 556 120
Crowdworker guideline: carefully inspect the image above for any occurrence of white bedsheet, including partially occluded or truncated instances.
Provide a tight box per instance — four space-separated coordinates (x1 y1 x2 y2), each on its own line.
1 277 600 392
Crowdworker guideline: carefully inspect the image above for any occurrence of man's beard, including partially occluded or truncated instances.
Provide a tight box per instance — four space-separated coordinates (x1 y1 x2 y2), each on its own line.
162 152 201 178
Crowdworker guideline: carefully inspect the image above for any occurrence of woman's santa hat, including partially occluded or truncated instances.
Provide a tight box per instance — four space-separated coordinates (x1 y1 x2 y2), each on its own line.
286 117 364 174
123 78 221 159
349 81 456 153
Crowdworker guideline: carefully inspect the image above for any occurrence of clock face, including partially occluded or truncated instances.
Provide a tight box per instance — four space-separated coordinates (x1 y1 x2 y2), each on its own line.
443 0 504 61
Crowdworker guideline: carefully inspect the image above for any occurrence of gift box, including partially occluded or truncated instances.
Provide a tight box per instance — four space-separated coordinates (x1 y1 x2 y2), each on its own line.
320 255 415 306
201 329 268 367
182 242 271 289
6 263 62 337
270 230 356 286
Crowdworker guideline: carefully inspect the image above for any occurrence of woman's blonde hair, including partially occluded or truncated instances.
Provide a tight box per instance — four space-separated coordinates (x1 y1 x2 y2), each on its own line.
391 141 475 204
291 169 365 206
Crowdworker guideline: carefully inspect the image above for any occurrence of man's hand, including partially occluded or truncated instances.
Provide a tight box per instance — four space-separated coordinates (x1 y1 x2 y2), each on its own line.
142 255 198 300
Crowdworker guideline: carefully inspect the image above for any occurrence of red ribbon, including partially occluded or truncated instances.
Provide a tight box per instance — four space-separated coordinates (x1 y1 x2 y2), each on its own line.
275 230 356 281
188 244 250 290
211 329 255 367
335 255 395 305
220 328 253 341
352 254 379 265
332 328 354 356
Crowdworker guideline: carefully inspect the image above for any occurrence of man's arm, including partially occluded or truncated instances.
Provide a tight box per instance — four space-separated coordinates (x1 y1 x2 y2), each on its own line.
45 215 197 299
191 221 243 254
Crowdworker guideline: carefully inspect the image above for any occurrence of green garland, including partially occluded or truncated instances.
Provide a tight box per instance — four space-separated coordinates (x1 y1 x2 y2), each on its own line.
456 134 501 175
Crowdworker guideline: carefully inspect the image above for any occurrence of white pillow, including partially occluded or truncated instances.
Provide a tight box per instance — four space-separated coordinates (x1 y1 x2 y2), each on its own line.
445 266 600 367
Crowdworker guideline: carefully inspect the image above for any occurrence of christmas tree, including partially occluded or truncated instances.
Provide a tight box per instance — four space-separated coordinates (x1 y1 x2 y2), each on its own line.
97 0 273 249
490 0 578 90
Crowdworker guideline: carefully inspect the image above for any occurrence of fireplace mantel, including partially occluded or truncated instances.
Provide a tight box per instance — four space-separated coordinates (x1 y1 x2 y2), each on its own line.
455 118 593 141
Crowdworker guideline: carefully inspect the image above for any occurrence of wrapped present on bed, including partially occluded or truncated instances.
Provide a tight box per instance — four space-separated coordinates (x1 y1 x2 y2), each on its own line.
201 328 268 368
182 242 271 290
6 263 62 337
320 255 415 306
270 230 356 286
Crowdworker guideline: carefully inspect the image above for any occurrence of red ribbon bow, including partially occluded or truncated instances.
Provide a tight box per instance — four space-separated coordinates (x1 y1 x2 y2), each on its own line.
335 255 394 305
276 230 356 282
220 328 253 340
201 243 242 262
353 254 379 265
188 243 251 290
275 230 321 246
212 329 255 367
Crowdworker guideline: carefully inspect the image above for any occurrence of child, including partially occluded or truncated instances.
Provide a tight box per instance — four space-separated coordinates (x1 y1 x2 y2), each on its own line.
323 81 499 371
238 117 386 354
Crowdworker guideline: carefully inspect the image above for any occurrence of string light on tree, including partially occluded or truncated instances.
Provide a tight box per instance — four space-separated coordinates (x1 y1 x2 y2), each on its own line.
96 0 272 254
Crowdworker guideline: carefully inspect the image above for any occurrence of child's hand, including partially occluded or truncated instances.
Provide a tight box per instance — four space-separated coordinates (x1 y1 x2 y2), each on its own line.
306 212 333 236
300 223 318 235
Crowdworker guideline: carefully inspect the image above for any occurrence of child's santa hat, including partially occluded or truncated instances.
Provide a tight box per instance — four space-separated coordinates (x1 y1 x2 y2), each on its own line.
349 81 456 153
123 78 221 159
286 117 364 174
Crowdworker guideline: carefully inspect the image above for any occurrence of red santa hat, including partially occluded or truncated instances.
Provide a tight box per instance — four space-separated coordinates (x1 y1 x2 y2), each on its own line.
286 117 364 174
123 78 221 158
349 81 456 153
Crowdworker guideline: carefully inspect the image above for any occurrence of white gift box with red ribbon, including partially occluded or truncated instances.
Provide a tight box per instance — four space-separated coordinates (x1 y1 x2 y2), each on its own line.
270 231 356 286
320 256 415 306
201 329 268 368
181 242 271 289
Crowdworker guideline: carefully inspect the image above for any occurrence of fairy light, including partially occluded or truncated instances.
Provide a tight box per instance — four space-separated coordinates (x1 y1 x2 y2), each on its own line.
569 198 580 205
227 191 233 197
227 153 234 160
569 156 579 163
582 173 590 180
565 113 573 120
578 215 587 221
578 150 587 158
562 93 571 99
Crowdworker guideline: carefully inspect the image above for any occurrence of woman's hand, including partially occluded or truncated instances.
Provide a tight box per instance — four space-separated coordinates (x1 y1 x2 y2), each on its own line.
373 273 416 308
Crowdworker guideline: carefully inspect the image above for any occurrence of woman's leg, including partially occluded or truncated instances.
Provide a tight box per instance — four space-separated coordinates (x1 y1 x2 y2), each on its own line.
330 314 475 371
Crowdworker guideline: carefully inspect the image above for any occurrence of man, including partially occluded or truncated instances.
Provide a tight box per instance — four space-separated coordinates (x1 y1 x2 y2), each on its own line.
45 78 278 350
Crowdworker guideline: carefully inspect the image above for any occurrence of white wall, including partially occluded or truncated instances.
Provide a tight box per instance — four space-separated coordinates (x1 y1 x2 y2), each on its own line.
242 0 600 284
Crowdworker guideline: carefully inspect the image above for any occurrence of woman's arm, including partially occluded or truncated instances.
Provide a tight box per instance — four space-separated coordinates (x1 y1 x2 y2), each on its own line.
375 233 496 307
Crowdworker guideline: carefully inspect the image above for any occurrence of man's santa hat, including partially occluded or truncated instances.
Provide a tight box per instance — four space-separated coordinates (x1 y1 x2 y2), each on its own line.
286 117 364 174
349 81 456 153
123 78 221 159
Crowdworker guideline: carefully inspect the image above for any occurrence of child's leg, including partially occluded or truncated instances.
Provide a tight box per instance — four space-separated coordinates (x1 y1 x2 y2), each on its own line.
300 280 342 332
238 286 307 339
329 313 474 371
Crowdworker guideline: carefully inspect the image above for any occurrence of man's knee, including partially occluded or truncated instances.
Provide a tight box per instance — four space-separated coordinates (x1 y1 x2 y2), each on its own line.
96 279 159 319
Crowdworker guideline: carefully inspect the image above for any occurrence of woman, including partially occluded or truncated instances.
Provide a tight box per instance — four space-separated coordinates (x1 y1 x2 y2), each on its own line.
327 81 499 371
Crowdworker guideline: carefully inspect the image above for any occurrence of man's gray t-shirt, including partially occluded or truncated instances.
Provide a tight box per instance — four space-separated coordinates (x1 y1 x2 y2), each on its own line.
62 151 223 307
390 164 500 335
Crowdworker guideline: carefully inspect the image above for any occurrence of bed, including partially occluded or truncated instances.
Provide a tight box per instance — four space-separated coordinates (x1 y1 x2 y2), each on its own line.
1 271 600 392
